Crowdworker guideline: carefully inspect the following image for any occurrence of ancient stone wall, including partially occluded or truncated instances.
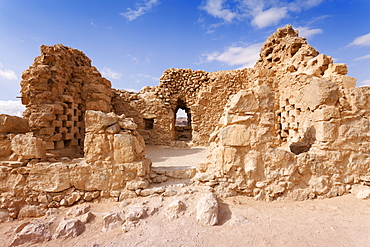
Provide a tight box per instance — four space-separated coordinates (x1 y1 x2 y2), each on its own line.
20 44 112 157
112 68 257 145
0 111 151 219
194 25 370 200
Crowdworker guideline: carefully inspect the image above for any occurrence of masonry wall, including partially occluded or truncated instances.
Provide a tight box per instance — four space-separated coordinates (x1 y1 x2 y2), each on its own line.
20 44 112 157
194 25 370 201
112 68 258 145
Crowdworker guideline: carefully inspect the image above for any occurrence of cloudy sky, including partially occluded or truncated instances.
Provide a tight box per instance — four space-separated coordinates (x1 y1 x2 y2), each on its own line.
0 0 369 116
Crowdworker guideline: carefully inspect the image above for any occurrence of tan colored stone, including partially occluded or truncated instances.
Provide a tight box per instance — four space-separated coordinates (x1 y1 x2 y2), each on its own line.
113 133 135 163
0 115 29 134
11 133 46 161
27 162 71 192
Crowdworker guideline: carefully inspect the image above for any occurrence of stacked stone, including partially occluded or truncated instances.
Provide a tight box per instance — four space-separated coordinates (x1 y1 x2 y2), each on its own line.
194 25 370 201
20 44 112 157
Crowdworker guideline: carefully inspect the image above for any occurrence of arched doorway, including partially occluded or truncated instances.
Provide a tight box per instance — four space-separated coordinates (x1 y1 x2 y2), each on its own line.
174 99 192 141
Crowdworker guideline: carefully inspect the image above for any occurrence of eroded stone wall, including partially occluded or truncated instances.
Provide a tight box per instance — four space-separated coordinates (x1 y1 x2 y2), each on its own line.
0 111 151 219
112 68 257 145
20 44 112 157
193 25 370 200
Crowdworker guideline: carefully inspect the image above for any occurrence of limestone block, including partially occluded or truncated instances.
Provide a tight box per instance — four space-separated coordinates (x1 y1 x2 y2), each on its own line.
118 159 151 177
228 90 259 113
303 78 339 110
219 125 252 147
105 123 120 134
27 162 71 192
315 121 338 142
309 176 329 195
9 220 51 246
196 193 218 226
313 106 340 121
341 75 356 89
0 138 12 158
85 110 118 133
348 87 370 110
351 184 370 199
11 133 46 161
84 133 114 163
18 205 47 219
0 114 29 134
54 219 85 239
324 63 348 76
165 199 186 219
118 118 138 130
126 179 149 190
102 212 124 232
70 165 109 191
113 133 135 163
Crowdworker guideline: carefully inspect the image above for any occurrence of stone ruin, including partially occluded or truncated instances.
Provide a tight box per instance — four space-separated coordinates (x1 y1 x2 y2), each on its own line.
0 25 369 220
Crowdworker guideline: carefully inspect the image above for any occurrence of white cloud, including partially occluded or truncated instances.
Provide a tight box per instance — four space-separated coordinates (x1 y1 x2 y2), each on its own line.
359 79 370 86
288 0 324 12
101 67 122 80
132 73 160 84
200 0 325 29
0 68 17 80
296 26 323 38
124 88 139 92
354 54 370 61
0 100 25 117
200 0 237 23
120 0 159 21
199 42 263 68
252 7 288 29
349 33 370 47
136 74 159 81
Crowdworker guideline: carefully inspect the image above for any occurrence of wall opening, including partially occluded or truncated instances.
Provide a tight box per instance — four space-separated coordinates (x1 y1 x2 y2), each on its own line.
175 99 192 141
144 118 154 130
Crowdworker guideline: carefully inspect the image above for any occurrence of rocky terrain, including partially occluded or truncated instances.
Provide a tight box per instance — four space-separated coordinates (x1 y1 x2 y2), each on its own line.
1 180 369 247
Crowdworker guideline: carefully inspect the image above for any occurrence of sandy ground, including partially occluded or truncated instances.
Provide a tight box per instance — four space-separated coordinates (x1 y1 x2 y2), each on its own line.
1 146 370 247
146 145 209 168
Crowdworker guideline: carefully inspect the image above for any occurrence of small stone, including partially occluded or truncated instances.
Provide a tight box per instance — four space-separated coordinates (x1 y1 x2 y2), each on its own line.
54 219 85 239
102 212 124 232
165 199 186 219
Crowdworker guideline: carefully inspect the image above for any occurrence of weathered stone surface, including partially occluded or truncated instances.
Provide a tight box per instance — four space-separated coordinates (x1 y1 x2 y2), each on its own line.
85 110 118 133
125 204 148 222
0 209 12 223
304 78 339 110
219 125 252 147
165 199 186 219
27 162 71 192
18 205 47 219
54 219 85 239
10 220 51 246
351 185 370 199
0 114 29 134
113 133 135 163
196 193 218 226
102 212 124 232
11 133 46 161
66 204 91 217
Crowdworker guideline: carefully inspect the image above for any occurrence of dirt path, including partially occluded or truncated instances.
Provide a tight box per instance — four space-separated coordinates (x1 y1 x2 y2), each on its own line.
146 145 208 168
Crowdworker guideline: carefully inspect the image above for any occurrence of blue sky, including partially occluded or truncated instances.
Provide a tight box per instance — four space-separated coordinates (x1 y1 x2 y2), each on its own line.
0 0 369 115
